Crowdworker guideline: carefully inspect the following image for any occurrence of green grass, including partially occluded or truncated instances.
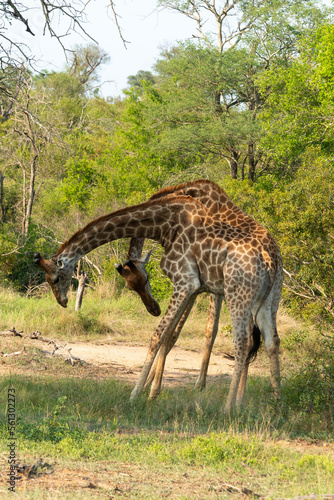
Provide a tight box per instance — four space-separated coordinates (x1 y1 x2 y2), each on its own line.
0 285 333 497
0 374 333 498
0 284 218 346
0 284 164 341
0 369 332 439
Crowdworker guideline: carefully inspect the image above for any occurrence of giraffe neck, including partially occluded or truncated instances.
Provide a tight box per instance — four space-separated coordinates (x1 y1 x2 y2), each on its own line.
55 200 182 266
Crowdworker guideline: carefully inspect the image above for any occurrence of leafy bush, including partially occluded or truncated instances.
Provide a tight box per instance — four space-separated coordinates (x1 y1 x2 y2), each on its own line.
18 396 86 443
0 221 58 292
283 336 334 424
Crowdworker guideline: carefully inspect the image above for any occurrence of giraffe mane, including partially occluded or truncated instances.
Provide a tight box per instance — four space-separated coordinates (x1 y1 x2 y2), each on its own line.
148 179 230 202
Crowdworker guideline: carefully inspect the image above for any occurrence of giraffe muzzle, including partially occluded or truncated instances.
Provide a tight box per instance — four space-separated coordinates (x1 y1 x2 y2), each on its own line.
57 296 68 308
143 298 161 317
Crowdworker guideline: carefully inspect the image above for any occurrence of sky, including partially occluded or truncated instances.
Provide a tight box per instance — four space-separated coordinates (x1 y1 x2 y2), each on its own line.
10 1 196 98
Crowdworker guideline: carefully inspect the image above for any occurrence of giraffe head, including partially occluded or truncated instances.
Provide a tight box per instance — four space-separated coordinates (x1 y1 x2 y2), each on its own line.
34 252 73 308
115 251 161 317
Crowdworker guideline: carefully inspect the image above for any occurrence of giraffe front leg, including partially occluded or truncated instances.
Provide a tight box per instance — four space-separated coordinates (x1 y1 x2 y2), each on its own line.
149 338 169 399
130 288 198 401
144 296 196 392
195 294 223 390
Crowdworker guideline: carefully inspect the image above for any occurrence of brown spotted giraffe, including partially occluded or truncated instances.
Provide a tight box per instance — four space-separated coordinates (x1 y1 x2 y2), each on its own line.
116 180 282 399
34 193 281 410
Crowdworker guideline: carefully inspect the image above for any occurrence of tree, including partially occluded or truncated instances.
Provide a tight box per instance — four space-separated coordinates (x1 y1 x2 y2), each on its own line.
0 70 61 236
127 71 156 92
258 23 334 175
68 44 110 87
152 0 329 180
158 0 256 53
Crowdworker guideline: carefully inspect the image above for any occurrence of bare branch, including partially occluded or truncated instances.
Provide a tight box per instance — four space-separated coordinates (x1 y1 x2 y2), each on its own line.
159 0 255 52
107 0 129 48
6 0 35 35
0 1 123 68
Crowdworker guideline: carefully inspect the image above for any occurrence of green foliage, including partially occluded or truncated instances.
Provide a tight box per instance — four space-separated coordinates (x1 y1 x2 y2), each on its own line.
18 396 82 443
281 330 307 351
145 247 173 301
127 70 156 91
258 23 334 170
0 221 58 291
222 151 334 323
283 337 334 426
34 70 87 129
143 42 263 178
55 156 106 211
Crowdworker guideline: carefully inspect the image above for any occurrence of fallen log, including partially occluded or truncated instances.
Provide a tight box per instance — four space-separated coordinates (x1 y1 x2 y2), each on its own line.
0 327 87 365
0 327 23 337
1 347 26 357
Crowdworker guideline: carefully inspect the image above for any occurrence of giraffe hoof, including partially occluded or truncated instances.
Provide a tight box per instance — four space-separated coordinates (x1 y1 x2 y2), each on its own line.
130 387 140 402
148 388 161 400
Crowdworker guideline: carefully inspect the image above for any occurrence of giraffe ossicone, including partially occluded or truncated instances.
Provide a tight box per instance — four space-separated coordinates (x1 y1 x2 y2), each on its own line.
34 184 282 410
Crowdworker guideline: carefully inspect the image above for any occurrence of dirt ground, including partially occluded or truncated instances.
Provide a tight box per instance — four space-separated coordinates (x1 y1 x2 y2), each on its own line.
0 331 239 387
56 339 237 384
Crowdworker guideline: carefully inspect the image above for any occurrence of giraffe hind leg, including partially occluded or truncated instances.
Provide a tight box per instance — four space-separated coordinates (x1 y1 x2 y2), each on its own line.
195 294 223 390
255 306 281 400
236 317 260 406
224 317 253 411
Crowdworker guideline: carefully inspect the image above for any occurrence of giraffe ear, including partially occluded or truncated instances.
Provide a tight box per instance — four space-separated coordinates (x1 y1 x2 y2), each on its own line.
115 263 123 275
115 263 130 279
141 250 152 266
34 252 41 264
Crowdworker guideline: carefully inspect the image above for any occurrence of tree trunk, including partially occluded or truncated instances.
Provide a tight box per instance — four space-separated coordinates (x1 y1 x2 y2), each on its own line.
0 172 5 222
75 272 88 311
2 64 24 121
230 149 239 179
214 91 223 114
248 141 256 181
23 152 38 236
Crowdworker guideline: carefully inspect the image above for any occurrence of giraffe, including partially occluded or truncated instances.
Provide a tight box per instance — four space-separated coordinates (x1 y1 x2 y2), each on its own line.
116 180 282 399
34 193 281 410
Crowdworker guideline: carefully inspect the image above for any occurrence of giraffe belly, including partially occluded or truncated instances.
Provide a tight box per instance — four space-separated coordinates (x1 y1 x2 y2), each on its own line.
200 272 225 294
197 260 225 294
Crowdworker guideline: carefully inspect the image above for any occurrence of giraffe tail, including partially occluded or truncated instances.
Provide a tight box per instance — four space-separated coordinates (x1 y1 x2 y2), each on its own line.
222 322 262 363
246 323 262 363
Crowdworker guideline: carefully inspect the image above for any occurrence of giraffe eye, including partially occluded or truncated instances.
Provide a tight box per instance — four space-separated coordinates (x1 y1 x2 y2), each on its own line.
57 259 64 269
